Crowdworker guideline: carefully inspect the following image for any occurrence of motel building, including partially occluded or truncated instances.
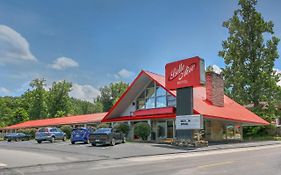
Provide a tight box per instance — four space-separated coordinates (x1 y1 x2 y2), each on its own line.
1 57 269 143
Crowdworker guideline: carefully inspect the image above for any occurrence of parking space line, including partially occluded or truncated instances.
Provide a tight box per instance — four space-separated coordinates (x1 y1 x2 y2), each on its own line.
0 163 7 167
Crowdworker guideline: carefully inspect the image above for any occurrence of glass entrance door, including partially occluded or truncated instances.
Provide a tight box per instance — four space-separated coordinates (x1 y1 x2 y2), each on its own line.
157 121 167 140
167 121 174 138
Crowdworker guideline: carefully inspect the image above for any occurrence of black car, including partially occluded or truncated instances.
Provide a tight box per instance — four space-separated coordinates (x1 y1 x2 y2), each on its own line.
4 133 31 142
89 128 126 146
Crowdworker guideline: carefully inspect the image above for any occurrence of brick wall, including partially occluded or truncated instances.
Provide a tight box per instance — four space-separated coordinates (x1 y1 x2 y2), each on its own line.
206 72 224 107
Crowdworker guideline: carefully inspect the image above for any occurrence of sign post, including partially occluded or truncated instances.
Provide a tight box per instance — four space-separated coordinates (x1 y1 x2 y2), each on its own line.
165 56 205 140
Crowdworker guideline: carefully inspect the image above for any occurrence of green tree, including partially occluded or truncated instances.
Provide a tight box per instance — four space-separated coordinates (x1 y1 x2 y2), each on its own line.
134 122 151 141
60 125 73 139
114 123 130 136
28 78 48 119
219 0 280 121
11 107 29 124
96 82 128 112
48 80 72 117
70 98 103 115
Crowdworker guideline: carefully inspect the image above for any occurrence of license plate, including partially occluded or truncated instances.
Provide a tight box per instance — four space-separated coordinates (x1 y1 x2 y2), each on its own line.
95 140 100 142
75 134 80 137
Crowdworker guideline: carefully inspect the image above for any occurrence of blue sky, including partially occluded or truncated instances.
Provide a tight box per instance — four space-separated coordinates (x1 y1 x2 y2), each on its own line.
0 0 280 101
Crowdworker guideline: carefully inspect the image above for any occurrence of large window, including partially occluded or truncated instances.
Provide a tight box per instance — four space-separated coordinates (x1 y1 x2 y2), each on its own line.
136 81 176 110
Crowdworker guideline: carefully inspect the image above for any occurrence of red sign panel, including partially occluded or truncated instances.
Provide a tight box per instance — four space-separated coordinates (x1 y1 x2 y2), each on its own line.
165 56 205 90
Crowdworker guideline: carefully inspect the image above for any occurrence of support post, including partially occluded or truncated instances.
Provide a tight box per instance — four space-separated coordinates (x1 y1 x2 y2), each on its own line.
176 87 193 140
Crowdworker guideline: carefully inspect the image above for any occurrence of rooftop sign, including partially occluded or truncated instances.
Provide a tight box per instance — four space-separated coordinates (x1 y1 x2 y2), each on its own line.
165 56 205 90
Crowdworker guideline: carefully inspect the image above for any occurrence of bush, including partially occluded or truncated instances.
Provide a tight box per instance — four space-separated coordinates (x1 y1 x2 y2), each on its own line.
134 122 151 141
60 125 73 139
17 128 37 138
97 123 110 129
243 124 278 138
114 123 129 136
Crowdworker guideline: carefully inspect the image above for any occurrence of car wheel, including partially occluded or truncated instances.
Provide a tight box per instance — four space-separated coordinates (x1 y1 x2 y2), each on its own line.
91 143 96 146
111 138 116 146
122 137 126 143
7 140 11 142
62 136 67 142
37 140 42 144
71 141 75 144
50 136 55 143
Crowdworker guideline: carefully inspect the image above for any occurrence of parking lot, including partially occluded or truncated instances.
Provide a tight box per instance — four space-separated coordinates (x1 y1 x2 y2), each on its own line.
0 140 186 168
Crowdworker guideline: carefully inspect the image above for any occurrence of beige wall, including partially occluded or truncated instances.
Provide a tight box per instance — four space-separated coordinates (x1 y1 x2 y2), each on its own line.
205 120 224 141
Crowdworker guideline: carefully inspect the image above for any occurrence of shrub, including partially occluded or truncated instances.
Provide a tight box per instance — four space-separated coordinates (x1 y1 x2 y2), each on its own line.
134 122 151 141
17 128 37 138
60 125 73 139
114 123 129 136
97 123 110 129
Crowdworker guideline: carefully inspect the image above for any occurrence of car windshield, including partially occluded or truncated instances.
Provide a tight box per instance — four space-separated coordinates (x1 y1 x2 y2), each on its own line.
95 128 111 133
6 133 18 136
72 128 86 134
38 128 47 132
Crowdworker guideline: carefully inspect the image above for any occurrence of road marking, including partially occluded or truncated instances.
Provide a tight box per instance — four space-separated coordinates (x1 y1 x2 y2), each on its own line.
0 163 7 167
197 161 234 169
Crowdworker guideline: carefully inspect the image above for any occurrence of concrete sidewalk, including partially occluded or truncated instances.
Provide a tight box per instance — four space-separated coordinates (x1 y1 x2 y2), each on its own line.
148 140 281 154
180 140 281 152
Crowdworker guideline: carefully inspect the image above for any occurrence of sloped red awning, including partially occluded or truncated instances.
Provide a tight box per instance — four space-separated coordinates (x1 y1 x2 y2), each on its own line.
2 112 107 130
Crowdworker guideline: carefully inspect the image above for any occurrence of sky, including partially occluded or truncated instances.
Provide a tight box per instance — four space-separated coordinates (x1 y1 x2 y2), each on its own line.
0 0 280 102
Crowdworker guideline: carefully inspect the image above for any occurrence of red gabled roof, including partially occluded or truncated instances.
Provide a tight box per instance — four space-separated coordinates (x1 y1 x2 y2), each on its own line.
103 70 269 125
2 112 107 130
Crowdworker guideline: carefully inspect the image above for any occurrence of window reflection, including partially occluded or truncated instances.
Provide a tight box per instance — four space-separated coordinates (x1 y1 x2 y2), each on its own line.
136 81 176 110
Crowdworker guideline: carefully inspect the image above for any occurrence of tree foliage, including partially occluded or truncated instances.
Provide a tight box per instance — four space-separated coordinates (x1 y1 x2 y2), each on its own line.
219 0 281 121
47 81 72 118
0 79 106 127
27 78 48 119
95 81 128 112
134 122 151 141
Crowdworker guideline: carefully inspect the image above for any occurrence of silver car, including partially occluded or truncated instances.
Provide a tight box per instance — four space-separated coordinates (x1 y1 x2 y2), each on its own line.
35 127 66 144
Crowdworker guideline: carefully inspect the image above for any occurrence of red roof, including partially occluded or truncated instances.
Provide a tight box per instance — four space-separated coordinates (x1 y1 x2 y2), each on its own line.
2 112 107 130
103 70 269 125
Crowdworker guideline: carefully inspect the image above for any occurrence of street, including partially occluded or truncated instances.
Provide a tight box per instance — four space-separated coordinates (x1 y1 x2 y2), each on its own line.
0 141 281 175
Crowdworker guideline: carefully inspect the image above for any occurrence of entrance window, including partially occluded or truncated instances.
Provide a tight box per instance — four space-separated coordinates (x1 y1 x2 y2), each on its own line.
157 121 166 139
136 81 176 110
167 121 174 138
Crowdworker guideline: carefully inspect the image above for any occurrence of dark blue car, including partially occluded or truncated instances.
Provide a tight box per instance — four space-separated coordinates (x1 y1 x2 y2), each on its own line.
4 133 31 142
70 127 94 144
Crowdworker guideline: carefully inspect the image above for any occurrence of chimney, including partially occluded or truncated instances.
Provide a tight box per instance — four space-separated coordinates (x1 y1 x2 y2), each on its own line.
206 72 224 107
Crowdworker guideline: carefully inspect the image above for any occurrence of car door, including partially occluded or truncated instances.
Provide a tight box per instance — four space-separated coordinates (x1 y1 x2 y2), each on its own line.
56 128 64 139
112 129 121 142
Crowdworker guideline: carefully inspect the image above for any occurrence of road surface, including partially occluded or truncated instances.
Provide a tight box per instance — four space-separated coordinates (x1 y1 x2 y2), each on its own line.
0 142 281 175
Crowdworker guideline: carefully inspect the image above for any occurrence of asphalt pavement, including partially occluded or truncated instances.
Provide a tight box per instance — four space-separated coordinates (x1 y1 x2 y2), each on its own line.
0 140 281 174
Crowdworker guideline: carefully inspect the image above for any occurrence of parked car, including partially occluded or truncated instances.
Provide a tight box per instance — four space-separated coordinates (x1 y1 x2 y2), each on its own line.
4 133 31 142
70 127 94 144
89 128 125 146
35 127 66 144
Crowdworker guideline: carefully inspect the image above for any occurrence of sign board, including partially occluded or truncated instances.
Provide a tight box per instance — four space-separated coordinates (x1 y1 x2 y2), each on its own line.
165 56 205 90
175 115 203 130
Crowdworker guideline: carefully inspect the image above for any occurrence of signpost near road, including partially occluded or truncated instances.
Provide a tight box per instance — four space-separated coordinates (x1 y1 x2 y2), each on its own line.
165 56 205 140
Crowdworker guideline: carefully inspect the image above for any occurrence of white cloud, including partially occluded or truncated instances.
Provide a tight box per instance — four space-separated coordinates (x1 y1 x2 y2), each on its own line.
114 69 134 79
70 83 100 102
0 87 11 96
50 57 79 70
210 65 223 74
0 25 37 64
